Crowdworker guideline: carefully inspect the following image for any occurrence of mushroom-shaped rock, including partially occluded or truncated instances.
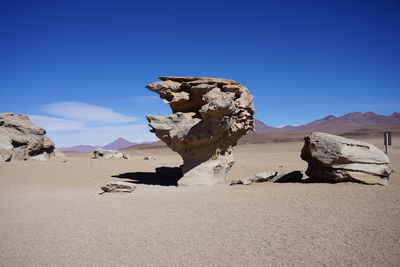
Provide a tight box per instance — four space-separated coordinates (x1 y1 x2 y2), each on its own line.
301 132 391 185
146 77 254 186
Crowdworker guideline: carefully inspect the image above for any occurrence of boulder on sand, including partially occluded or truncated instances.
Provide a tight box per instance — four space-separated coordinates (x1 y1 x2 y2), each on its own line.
101 182 136 193
0 112 63 162
146 77 254 186
93 148 130 159
301 132 391 185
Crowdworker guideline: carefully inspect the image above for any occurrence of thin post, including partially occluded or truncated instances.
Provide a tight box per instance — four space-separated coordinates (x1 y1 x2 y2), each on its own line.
384 132 391 155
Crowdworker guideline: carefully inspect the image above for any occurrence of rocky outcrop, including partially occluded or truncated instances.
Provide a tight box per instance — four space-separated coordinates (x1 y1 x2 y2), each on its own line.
146 77 254 186
301 132 391 185
0 112 61 162
93 148 131 159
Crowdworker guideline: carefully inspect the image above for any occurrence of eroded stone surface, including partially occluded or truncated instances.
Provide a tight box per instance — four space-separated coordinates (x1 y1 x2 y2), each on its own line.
0 112 63 161
301 132 391 185
146 77 254 186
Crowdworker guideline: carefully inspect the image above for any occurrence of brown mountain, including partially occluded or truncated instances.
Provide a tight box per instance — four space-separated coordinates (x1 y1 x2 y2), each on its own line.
241 112 400 143
254 119 281 133
58 144 100 152
389 112 400 119
102 137 137 150
255 112 400 134
59 137 137 152
64 112 400 151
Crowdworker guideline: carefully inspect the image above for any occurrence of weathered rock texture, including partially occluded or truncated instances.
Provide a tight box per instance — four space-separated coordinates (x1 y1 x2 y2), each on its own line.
0 112 61 162
301 132 391 185
93 148 130 159
146 77 254 186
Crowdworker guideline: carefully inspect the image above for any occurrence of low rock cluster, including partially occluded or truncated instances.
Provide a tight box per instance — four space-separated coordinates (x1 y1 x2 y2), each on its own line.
0 112 65 162
101 182 136 193
93 148 131 159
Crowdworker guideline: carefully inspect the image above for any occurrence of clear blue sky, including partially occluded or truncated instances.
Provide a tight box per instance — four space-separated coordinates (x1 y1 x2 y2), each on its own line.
1 0 399 146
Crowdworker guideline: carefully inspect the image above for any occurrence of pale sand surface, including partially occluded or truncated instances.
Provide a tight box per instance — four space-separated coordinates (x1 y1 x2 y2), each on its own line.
1 138 400 266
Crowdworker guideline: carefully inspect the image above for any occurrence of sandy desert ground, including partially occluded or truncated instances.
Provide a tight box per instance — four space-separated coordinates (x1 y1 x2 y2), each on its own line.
1 138 399 266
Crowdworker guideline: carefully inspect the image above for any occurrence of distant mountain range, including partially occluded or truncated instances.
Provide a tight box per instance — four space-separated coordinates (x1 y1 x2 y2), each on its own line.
59 137 138 152
60 112 400 151
255 112 400 134
243 112 400 143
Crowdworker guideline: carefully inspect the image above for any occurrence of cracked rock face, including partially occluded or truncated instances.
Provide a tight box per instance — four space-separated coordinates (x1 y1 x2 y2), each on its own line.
146 77 254 186
301 132 391 185
0 112 62 162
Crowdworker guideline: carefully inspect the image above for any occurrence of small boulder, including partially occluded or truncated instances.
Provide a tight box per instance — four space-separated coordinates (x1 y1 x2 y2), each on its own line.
52 149 66 158
231 171 278 185
31 153 50 161
144 155 156 160
301 132 391 185
101 182 136 193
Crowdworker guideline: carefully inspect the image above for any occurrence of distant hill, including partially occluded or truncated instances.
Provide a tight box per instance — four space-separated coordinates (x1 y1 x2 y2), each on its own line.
254 112 400 134
60 112 400 151
389 112 400 119
254 120 281 133
59 137 137 152
58 144 100 152
102 137 137 150
241 112 400 143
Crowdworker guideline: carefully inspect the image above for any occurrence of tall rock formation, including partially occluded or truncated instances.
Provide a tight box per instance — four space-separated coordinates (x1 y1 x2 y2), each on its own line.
146 77 254 186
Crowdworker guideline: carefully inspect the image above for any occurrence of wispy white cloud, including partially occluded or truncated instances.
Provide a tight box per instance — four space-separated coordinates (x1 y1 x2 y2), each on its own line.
48 124 157 147
42 102 137 124
28 115 85 132
27 102 157 147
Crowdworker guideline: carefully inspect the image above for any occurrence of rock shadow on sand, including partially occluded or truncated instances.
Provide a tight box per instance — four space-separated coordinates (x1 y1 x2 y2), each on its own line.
112 167 183 186
268 171 339 184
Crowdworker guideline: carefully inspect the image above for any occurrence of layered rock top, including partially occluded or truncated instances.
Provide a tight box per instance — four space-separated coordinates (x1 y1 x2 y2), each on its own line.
146 77 254 186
